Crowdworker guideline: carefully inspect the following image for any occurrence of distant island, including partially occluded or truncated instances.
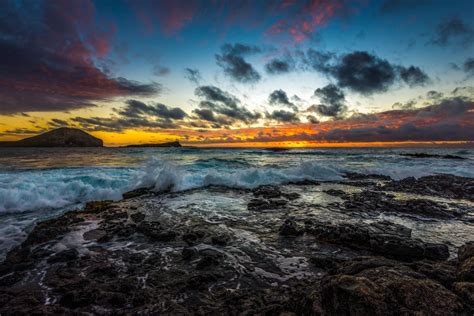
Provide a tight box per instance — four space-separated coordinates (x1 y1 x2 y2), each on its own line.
124 141 182 148
0 128 103 147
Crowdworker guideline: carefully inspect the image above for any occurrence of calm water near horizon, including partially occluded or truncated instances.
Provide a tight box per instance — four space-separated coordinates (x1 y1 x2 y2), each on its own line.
0 146 473 259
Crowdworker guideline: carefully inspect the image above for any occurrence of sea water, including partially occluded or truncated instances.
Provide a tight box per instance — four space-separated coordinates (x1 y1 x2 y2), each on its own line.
0 146 473 258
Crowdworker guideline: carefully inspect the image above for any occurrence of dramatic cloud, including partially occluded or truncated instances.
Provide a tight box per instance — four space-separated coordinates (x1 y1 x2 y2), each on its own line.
0 0 160 114
331 51 397 94
427 90 444 100
463 58 474 77
268 90 297 111
71 116 178 132
265 58 293 75
303 50 430 95
194 86 260 126
184 68 202 85
192 96 474 145
392 99 417 110
305 49 335 72
215 43 261 83
69 99 188 133
430 17 474 47
267 110 300 123
48 119 70 128
306 115 320 124
312 84 347 118
398 66 430 87
117 100 187 120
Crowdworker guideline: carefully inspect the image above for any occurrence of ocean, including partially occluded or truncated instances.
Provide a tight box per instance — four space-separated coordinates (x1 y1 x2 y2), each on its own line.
0 146 473 258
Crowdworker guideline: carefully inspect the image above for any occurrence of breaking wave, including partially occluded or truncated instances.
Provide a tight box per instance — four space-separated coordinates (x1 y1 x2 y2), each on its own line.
1 147 473 214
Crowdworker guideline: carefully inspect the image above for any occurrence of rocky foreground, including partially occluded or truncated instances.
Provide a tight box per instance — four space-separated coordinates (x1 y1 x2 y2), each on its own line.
0 174 473 315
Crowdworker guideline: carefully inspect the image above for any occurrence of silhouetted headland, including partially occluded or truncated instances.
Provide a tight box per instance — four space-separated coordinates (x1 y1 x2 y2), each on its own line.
0 128 103 147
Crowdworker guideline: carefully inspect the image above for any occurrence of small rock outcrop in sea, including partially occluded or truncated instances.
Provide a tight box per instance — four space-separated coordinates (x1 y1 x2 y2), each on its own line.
124 141 182 148
401 153 467 160
0 127 103 147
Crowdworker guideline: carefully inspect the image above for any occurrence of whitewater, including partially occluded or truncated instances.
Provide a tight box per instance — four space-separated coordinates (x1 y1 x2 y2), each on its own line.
0 146 473 258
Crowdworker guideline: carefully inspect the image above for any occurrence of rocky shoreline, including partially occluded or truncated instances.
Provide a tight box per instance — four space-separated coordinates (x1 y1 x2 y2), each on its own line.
0 173 473 314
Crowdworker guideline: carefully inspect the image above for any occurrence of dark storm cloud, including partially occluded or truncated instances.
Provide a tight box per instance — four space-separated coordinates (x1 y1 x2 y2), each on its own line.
71 116 178 133
265 58 293 75
184 68 202 85
215 43 261 83
266 110 299 123
193 109 217 122
303 50 431 95
268 89 297 111
48 119 70 128
70 99 189 133
392 99 417 110
306 115 319 124
430 17 474 47
331 51 397 94
427 90 444 100
304 49 335 72
315 122 474 142
398 66 430 87
463 58 474 77
0 0 160 114
117 100 187 120
312 84 347 118
194 85 261 125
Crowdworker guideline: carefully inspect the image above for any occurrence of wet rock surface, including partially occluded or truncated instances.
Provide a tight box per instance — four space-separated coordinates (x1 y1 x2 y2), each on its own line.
0 175 473 314
381 174 474 201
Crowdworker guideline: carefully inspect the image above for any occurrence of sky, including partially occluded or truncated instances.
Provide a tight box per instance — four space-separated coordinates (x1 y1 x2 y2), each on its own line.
0 0 473 147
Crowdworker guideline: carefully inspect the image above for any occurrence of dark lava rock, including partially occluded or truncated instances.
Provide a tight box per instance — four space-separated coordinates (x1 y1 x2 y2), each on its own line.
130 212 146 223
122 187 152 199
401 153 467 160
287 179 321 185
453 282 474 309
324 189 348 198
283 192 301 200
83 229 107 241
47 249 79 263
182 247 199 260
317 258 467 315
305 220 449 261
252 185 282 199
248 198 288 211
458 241 474 262
344 172 391 181
344 190 462 219
137 221 176 241
408 260 458 287
382 174 474 201
310 254 351 271
279 218 303 236
84 200 114 214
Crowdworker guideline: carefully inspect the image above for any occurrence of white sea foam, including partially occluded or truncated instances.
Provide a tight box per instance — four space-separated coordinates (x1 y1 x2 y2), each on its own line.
130 157 344 193
0 168 132 213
